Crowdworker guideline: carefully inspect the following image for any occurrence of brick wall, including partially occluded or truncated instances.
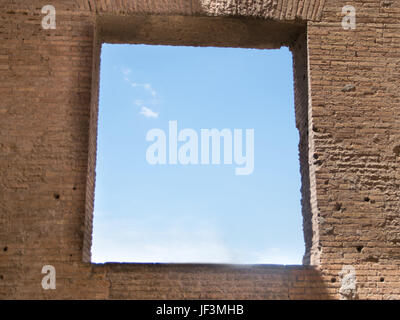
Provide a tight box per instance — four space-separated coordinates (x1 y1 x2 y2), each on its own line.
307 0 400 299
0 0 399 299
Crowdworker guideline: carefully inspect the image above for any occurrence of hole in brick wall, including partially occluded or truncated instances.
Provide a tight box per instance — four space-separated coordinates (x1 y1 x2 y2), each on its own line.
334 202 342 211
382 1 393 8
356 245 364 253
3 246 7 252
54 193 60 200
90 44 304 264
364 197 370 202
331 277 336 283
73 186 77 191
0 275 3 280
393 145 400 156
380 277 385 282
365 255 379 263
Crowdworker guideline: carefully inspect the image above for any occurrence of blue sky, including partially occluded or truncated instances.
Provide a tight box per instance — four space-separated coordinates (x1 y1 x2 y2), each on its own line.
91 44 304 264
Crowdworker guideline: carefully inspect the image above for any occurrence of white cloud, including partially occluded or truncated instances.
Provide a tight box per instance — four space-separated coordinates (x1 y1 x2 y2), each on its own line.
132 82 156 97
119 67 158 99
140 106 159 118
91 214 303 265
143 83 156 97
247 248 302 265
91 216 233 263
122 67 132 76
134 99 144 106
122 68 132 81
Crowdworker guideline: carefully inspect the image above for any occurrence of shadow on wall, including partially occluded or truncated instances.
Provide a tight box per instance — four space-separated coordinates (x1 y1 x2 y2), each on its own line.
91 263 333 299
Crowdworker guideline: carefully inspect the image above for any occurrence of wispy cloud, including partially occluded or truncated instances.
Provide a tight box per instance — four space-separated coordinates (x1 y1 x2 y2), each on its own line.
122 67 132 81
143 83 157 97
121 68 157 98
122 67 132 76
92 215 232 263
131 82 156 97
247 248 302 265
119 67 161 117
134 99 144 107
140 106 159 118
91 214 303 264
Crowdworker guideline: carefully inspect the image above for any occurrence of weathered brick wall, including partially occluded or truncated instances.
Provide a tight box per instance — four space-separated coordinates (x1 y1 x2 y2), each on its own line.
307 0 400 299
291 31 317 267
0 0 399 299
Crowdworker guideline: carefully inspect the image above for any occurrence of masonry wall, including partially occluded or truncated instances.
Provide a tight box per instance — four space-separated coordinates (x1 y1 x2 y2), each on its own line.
307 0 400 299
0 0 399 300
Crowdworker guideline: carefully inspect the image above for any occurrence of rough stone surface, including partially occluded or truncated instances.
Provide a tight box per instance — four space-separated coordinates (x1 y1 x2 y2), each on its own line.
1 0 400 299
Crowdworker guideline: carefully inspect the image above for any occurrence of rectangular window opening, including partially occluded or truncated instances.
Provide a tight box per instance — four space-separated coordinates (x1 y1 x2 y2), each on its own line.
91 43 304 265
